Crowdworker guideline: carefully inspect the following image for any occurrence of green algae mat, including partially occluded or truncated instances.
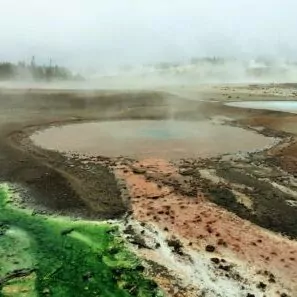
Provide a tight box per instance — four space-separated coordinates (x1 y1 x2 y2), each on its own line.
0 184 163 297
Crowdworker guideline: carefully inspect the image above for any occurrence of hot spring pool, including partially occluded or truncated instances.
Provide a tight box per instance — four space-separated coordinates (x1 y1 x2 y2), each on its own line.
31 120 275 159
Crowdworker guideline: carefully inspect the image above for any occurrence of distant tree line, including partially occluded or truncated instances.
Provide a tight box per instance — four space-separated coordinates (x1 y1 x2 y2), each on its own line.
0 58 83 81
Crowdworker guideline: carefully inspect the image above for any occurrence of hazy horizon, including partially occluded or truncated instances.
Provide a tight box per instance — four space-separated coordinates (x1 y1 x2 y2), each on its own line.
1 0 297 70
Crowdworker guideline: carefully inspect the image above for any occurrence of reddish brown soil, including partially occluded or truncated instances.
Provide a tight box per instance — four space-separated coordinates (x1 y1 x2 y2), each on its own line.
117 158 297 292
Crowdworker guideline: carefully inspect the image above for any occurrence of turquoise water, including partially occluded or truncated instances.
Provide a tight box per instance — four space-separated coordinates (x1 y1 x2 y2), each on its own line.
138 121 194 139
141 128 176 139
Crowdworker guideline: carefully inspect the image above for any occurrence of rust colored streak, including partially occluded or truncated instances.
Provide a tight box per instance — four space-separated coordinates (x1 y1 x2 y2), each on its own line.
117 158 297 292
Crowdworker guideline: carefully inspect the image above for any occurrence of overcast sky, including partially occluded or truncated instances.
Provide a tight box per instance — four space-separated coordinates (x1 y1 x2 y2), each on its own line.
0 0 296 68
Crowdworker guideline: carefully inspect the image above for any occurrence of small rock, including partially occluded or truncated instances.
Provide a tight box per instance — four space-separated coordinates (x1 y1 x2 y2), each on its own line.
210 257 220 264
131 166 146 174
219 265 231 272
268 277 276 283
205 245 216 252
167 238 184 255
256 282 267 291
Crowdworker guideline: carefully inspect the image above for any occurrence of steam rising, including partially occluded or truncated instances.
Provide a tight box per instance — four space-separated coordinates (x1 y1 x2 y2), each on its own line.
1 0 297 86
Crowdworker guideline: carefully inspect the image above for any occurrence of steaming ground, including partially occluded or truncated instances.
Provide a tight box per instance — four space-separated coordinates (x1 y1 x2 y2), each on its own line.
0 82 297 296
3 59 297 91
